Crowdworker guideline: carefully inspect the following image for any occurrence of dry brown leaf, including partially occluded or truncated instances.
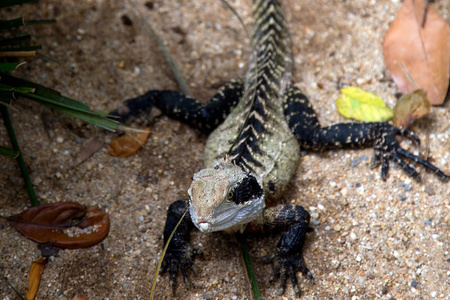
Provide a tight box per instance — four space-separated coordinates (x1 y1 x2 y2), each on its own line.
383 0 450 105
108 128 150 157
72 294 89 300
7 202 110 249
393 89 431 128
25 257 47 300
76 139 104 165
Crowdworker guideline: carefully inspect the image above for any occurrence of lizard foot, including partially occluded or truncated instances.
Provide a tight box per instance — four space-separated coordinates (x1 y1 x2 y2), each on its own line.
161 244 202 294
261 251 313 296
371 123 448 182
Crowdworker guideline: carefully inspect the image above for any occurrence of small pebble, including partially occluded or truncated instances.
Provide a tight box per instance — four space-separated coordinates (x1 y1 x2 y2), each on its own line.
411 280 418 288
404 184 412 191
203 293 212 300
138 216 144 222
424 220 432 225
352 159 360 167
424 185 435 195
312 220 320 226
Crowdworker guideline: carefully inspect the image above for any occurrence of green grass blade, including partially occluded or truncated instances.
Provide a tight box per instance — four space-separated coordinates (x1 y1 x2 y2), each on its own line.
0 83 34 93
128 0 191 97
0 74 119 131
0 35 32 46
150 209 188 300
0 45 42 52
0 145 19 157
1 105 39 206
0 62 26 71
0 0 36 9
237 235 262 300
26 19 57 26
220 0 250 40
3 276 26 300
0 18 25 30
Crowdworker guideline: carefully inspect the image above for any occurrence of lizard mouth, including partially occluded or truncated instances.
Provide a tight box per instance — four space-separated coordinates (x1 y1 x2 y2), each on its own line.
198 222 211 232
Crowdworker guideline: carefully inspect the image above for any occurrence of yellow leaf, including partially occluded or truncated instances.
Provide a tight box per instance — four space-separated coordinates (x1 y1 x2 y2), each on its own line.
336 87 393 122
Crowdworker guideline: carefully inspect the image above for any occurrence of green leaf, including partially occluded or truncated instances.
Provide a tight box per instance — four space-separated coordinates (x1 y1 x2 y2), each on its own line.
1 74 119 131
0 145 19 157
0 83 35 93
336 87 393 122
0 62 26 71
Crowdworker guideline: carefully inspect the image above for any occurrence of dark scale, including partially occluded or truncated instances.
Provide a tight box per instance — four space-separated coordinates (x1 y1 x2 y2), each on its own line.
111 0 448 296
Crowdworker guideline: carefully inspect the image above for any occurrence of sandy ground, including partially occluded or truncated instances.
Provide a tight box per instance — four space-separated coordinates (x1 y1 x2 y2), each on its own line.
1 0 449 299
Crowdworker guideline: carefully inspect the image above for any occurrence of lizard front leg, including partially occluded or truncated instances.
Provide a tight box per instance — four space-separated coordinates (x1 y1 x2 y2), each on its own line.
111 79 243 133
283 87 449 182
161 200 201 293
258 205 312 296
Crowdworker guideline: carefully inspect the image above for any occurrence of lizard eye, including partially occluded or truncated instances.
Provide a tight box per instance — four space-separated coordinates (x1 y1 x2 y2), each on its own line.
227 190 234 201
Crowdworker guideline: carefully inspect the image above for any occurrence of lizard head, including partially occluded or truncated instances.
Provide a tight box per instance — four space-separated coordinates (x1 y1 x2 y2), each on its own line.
188 162 265 233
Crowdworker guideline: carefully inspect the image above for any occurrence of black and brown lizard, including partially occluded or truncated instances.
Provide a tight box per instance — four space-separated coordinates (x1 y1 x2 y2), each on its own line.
112 0 448 296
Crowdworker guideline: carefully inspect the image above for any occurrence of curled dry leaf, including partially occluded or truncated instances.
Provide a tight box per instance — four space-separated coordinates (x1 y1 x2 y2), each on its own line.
26 257 47 300
393 89 431 129
383 0 450 105
108 128 150 157
7 202 110 249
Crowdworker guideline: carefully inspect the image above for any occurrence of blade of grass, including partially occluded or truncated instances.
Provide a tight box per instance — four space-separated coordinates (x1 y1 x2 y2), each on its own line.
3 276 26 300
26 19 57 26
0 0 36 9
237 235 262 300
0 83 35 93
150 209 188 300
0 145 19 157
0 45 42 52
1 105 39 206
0 18 25 30
0 35 32 47
0 62 26 72
1 74 119 131
220 0 250 40
129 0 191 97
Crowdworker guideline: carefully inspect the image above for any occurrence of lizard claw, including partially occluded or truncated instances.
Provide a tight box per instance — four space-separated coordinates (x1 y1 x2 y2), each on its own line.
262 251 313 296
372 123 448 182
161 245 202 294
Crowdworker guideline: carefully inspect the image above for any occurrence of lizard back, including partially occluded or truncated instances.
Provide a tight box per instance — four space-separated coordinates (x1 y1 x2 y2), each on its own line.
204 0 300 199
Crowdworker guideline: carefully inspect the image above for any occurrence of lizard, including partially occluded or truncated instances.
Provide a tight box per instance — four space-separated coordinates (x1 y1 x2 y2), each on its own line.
111 0 449 296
